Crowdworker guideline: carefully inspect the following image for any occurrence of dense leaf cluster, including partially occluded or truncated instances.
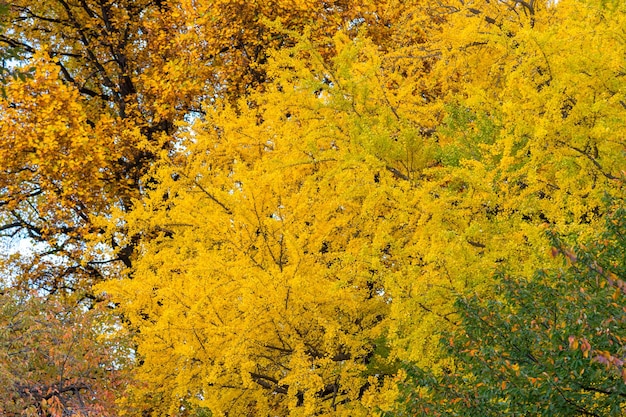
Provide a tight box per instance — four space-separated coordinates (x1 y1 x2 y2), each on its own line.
0 0 624 415
393 198 626 416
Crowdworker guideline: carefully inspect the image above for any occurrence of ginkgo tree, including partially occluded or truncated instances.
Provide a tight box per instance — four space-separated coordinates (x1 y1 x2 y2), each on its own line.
102 40 407 416
100 0 625 415
99 23 463 413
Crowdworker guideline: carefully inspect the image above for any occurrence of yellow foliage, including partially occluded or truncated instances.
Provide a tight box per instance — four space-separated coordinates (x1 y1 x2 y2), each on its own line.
2 0 624 415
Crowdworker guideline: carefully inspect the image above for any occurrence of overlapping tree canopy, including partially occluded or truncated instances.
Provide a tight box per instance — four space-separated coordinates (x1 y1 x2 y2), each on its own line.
0 0 624 416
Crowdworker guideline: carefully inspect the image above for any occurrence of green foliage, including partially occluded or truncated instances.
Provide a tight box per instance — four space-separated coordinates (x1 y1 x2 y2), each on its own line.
391 197 626 416
437 104 499 167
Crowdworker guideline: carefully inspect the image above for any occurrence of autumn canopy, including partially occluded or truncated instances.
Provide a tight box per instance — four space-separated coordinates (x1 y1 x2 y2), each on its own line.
0 0 625 416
